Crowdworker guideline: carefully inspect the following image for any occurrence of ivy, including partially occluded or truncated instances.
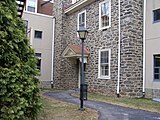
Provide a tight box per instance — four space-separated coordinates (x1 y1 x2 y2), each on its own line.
0 0 41 119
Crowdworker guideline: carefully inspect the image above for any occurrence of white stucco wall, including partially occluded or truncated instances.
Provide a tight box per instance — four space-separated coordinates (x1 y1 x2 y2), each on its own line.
146 0 160 89
22 12 54 84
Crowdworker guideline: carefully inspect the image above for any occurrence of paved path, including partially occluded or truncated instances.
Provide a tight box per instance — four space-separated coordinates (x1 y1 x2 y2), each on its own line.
43 89 160 120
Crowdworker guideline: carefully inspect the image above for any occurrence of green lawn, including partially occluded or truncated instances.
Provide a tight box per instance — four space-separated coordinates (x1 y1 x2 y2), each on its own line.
73 93 160 113
37 96 98 120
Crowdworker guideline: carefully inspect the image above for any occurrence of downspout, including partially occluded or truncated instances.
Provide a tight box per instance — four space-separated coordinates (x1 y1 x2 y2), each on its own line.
142 0 146 97
117 0 121 97
29 27 33 46
51 17 55 88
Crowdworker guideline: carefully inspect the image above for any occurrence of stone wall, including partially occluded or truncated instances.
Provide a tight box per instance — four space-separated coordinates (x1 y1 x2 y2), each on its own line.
53 0 79 89
53 0 143 97
120 0 143 97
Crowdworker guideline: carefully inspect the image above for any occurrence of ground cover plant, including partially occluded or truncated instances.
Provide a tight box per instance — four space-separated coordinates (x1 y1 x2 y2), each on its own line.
0 0 41 119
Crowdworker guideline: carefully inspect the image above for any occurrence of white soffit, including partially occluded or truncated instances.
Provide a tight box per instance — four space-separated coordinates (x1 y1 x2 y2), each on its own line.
64 0 95 15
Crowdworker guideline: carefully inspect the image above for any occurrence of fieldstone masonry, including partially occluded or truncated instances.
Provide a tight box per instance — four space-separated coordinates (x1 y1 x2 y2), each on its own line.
53 0 143 97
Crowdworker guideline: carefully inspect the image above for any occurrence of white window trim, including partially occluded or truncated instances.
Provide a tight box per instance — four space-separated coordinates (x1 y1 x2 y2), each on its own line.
77 10 86 30
99 0 111 30
72 0 79 4
43 0 54 3
98 49 111 79
25 0 38 13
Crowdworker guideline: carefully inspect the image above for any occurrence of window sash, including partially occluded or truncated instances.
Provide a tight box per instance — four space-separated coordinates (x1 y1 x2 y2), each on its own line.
78 10 86 30
26 0 37 13
98 49 110 79
34 30 42 39
153 9 160 22
154 54 160 81
99 0 111 29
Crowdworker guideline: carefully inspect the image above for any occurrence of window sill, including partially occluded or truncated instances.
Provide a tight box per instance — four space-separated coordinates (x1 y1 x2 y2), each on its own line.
99 25 111 31
98 76 110 80
153 80 160 82
153 20 160 24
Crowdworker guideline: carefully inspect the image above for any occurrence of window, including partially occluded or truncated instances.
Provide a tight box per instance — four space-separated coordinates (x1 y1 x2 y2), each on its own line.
34 30 42 39
98 49 111 79
153 8 160 22
154 54 160 81
77 10 86 30
35 53 41 71
99 0 111 30
26 0 37 12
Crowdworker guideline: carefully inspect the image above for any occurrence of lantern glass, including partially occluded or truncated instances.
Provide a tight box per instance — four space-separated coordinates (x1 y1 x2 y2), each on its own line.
77 29 88 40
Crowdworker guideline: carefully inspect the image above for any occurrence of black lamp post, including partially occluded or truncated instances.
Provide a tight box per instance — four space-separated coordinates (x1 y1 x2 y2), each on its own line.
77 29 88 111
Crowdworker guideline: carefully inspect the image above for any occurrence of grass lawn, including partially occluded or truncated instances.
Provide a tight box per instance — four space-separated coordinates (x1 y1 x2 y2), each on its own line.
37 95 98 120
72 93 160 113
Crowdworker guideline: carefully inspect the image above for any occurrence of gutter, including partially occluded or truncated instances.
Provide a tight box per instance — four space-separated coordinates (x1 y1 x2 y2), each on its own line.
117 0 121 97
51 17 55 88
142 0 146 97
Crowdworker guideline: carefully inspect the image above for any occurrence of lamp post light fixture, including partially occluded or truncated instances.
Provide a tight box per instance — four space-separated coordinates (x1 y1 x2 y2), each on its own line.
77 29 88 111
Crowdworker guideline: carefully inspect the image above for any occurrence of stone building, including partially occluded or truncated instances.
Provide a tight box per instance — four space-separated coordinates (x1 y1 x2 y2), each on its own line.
22 0 55 88
53 0 144 98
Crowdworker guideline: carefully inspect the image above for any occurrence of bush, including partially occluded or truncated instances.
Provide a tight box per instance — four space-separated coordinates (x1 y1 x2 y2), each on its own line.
0 0 41 119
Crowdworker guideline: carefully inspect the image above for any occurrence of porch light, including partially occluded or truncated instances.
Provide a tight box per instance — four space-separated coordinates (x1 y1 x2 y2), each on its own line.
77 29 88 40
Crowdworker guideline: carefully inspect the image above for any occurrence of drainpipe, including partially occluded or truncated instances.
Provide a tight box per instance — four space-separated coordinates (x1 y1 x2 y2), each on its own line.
29 27 33 46
142 0 146 97
51 17 55 88
117 0 121 97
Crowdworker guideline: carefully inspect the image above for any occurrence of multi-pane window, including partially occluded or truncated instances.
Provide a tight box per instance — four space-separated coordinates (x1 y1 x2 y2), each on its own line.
98 49 110 79
99 0 111 29
78 10 86 30
27 0 37 12
34 30 42 39
153 8 160 22
154 54 160 81
35 53 41 71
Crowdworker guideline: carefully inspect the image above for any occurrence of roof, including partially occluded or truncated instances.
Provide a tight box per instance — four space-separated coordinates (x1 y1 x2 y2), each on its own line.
62 45 89 58
16 0 26 18
68 45 89 55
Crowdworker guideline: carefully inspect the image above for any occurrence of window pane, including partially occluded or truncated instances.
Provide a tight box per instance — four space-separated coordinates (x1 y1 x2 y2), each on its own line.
154 54 160 81
154 74 159 80
100 1 110 28
28 0 36 7
35 53 41 57
101 51 108 63
155 68 159 73
27 6 35 12
34 30 42 39
27 0 36 12
154 54 160 67
101 64 109 76
37 59 41 70
101 2 109 16
153 9 160 22
78 12 85 30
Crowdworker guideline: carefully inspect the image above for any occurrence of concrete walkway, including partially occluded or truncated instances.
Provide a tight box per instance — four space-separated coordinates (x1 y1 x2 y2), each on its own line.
43 89 160 120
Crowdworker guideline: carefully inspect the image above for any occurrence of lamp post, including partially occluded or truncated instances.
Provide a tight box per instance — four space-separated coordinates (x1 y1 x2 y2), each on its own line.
77 29 88 111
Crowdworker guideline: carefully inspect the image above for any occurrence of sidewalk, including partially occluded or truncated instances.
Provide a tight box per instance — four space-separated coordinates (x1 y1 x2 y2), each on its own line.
43 89 160 120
